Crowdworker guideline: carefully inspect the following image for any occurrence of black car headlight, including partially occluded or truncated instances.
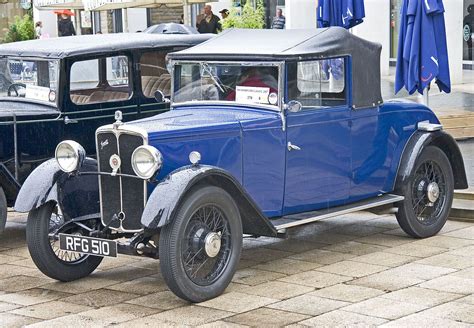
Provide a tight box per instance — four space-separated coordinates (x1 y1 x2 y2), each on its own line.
55 140 86 173
131 145 163 179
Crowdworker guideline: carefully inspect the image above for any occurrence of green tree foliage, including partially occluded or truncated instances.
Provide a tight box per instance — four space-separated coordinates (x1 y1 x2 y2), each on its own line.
222 0 265 30
4 15 35 43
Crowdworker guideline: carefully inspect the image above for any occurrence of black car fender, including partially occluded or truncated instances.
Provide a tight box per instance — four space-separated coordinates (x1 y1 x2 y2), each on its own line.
141 165 278 237
394 130 468 191
14 158 100 221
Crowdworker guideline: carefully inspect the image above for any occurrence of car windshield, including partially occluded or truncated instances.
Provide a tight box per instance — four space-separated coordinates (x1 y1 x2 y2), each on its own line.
173 62 280 109
0 57 59 104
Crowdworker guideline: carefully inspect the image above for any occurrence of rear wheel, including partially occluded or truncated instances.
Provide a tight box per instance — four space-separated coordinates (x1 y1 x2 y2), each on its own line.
159 186 242 302
396 146 454 238
0 187 6 233
26 202 102 281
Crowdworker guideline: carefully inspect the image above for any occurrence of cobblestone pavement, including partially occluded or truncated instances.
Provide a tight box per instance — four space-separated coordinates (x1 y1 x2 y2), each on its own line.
0 211 472 327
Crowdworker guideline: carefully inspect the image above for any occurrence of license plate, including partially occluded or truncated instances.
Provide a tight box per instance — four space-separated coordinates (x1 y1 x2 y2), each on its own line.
59 233 117 258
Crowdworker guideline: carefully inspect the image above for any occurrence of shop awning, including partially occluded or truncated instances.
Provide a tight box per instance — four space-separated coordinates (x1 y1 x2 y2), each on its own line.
34 0 84 10
83 0 212 11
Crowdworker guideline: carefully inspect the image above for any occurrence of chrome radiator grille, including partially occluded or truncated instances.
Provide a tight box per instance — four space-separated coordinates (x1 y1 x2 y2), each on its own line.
96 127 147 232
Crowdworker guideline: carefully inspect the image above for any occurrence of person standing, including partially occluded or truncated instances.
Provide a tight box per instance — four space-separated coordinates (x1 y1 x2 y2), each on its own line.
35 21 43 39
219 9 229 20
271 8 286 29
58 14 76 37
197 5 221 34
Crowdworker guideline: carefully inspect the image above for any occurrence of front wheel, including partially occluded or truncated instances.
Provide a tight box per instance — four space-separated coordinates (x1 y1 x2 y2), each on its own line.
396 146 454 238
159 186 242 302
26 202 103 281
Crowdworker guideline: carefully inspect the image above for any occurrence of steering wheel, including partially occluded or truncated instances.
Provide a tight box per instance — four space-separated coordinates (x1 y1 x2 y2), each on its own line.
7 83 26 97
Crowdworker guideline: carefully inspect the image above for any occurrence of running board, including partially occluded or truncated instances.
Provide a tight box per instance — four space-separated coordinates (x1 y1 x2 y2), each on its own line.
272 194 404 231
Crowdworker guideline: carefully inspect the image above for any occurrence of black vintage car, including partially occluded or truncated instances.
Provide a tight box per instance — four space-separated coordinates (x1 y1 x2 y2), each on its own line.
0 33 211 231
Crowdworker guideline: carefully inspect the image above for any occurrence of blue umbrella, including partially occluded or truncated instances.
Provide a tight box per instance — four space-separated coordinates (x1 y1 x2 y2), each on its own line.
395 0 450 95
317 0 365 29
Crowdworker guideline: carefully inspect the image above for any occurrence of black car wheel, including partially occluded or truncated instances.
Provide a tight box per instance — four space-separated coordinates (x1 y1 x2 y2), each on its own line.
26 202 102 281
159 186 242 302
0 187 7 233
396 146 454 238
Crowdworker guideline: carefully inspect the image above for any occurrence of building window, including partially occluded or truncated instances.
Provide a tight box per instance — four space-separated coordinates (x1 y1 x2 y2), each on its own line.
390 0 402 59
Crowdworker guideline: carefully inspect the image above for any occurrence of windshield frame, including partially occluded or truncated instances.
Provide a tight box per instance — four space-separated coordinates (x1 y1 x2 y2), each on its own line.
0 56 61 108
171 60 285 112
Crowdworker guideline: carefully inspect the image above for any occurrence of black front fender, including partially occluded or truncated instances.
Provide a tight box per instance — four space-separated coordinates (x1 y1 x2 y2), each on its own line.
141 165 277 237
14 158 100 221
395 130 468 191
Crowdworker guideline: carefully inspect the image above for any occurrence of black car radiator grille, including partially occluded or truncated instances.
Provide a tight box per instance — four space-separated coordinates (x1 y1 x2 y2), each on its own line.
96 130 146 232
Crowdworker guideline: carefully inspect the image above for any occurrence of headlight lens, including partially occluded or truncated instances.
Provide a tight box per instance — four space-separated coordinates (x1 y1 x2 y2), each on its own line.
131 145 162 179
55 141 85 173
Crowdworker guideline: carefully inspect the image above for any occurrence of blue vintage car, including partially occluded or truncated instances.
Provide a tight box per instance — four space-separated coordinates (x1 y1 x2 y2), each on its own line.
15 28 468 302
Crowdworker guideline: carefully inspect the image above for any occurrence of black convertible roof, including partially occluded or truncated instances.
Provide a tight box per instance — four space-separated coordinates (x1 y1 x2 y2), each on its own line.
0 33 212 59
170 27 383 109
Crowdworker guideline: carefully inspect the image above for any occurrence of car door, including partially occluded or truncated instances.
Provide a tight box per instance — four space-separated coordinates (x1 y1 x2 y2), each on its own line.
283 58 351 215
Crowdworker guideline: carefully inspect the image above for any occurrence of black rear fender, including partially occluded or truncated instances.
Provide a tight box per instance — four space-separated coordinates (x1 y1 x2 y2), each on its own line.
141 165 277 237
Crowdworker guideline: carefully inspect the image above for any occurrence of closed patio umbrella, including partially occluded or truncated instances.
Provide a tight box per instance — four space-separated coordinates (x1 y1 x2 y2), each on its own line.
317 0 365 29
395 0 450 100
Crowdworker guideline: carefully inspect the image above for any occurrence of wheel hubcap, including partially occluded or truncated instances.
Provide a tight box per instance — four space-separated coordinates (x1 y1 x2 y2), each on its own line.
426 182 440 203
204 231 222 258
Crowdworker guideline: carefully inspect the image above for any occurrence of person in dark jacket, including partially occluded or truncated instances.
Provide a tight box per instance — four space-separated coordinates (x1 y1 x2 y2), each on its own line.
58 14 76 37
197 5 221 34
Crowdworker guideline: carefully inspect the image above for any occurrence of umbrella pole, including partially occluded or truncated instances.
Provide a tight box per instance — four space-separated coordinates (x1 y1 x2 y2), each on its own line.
423 87 429 107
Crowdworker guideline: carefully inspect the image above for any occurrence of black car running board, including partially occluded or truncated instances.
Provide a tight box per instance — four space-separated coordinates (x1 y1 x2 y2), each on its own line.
271 194 404 232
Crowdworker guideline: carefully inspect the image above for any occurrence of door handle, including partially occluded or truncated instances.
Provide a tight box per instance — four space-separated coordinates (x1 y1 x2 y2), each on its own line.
64 116 78 124
287 142 301 151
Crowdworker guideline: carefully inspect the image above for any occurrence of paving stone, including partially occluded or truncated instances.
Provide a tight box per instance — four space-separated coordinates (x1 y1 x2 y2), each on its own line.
198 292 278 313
224 307 309 327
93 265 156 282
240 248 293 262
0 301 21 312
0 275 51 293
253 258 322 275
267 294 349 316
385 263 457 280
385 243 447 257
327 224 388 237
297 232 356 245
380 313 472 328
42 277 120 294
9 258 37 269
354 233 413 247
199 320 249 328
0 288 72 306
323 241 387 256
289 249 356 265
98 255 143 270
410 236 474 249
350 251 418 267
455 295 474 305
279 270 352 288
419 301 474 324
343 296 427 320
0 254 21 265
60 289 140 308
418 275 474 294
27 313 119 328
70 303 162 325
415 253 473 269
363 216 401 229
106 275 168 295
264 239 326 253
0 247 31 259
446 245 474 257
349 271 424 292
127 305 233 326
0 264 43 279
380 287 464 307
440 220 473 233
0 313 41 327
232 268 286 286
126 290 188 310
316 260 389 278
442 226 474 240
309 283 385 303
449 267 474 279
239 281 313 300
298 309 388 327
9 300 92 320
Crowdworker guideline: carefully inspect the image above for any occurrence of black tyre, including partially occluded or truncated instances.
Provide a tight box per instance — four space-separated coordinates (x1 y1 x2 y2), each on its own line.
26 202 102 281
0 187 7 233
396 146 454 238
159 186 242 302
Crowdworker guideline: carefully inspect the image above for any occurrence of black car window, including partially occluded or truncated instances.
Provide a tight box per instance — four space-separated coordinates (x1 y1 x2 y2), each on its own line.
287 58 346 109
139 51 171 98
70 55 130 105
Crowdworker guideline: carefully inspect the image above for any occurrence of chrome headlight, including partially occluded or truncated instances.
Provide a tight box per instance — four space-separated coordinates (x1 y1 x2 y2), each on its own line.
131 145 162 179
55 141 85 173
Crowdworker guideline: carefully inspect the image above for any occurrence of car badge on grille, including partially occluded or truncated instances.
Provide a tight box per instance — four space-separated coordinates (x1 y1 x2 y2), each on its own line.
113 110 123 129
100 139 109 150
109 154 121 176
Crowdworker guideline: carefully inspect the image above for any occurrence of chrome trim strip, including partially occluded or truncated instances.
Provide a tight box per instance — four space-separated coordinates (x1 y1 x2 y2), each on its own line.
417 121 443 132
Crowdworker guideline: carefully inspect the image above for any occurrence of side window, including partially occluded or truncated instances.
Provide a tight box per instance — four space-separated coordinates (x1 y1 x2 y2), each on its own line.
139 51 171 98
288 57 346 109
70 55 130 105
